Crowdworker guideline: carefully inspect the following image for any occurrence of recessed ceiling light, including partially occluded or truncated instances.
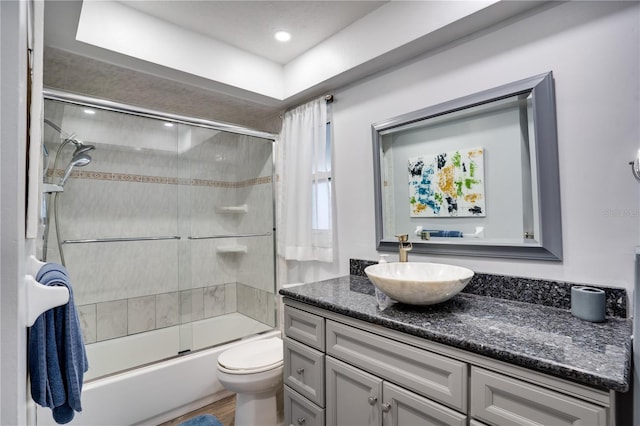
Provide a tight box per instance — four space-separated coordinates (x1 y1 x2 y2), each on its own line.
83 109 96 115
274 31 291 42
164 122 174 127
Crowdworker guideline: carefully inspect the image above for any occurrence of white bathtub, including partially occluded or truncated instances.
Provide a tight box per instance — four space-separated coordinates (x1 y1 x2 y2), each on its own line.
35 324 280 425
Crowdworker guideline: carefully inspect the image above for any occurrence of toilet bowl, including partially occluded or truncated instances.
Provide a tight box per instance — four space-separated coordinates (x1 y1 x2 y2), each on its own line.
216 337 283 426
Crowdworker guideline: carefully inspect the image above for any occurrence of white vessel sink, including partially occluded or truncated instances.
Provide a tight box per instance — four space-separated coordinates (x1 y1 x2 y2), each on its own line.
364 262 474 305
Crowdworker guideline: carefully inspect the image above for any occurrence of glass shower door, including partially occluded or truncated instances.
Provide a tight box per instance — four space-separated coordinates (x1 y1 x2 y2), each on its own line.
178 124 276 352
41 95 276 381
42 99 182 379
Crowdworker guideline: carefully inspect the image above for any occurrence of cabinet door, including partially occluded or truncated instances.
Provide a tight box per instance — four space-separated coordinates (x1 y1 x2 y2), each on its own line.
326 356 383 426
383 382 467 426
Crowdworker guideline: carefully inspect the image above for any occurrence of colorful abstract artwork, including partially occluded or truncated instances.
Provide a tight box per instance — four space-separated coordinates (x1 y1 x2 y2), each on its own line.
408 147 486 217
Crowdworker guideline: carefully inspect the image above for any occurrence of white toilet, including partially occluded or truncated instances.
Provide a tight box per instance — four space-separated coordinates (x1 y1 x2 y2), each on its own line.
216 337 284 426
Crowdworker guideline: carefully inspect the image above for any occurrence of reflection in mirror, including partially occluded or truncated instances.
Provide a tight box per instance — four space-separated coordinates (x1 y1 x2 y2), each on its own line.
372 72 562 260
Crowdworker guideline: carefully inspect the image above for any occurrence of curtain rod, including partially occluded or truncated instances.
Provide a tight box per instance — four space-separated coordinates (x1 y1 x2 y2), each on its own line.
280 94 334 119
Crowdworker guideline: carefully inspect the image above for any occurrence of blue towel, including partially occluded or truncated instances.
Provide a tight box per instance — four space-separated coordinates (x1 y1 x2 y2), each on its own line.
425 230 463 238
178 414 224 426
29 263 89 424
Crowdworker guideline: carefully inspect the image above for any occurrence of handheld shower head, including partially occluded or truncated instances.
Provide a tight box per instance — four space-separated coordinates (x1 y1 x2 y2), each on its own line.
59 153 92 186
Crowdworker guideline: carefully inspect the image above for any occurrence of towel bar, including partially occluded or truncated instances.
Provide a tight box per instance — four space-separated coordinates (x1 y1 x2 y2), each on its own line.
24 256 69 327
188 232 272 240
62 235 181 244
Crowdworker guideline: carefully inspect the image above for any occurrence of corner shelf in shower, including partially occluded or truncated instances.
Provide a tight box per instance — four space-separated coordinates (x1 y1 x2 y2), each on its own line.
217 204 248 213
216 245 248 254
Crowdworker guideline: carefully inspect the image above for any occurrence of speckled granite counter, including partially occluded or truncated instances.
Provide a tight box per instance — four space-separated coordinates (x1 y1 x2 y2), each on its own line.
280 275 632 392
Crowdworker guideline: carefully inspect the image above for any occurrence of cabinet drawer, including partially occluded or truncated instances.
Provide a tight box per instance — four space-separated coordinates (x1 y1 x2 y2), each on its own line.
285 385 325 426
326 320 467 413
284 337 325 407
284 306 325 351
470 367 607 426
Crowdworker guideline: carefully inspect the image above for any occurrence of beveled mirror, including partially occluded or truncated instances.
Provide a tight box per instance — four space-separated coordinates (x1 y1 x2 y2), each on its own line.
372 72 562 260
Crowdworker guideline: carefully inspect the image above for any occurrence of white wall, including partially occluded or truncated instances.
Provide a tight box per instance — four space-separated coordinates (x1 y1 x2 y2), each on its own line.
331 2 640 296
1 1 30 424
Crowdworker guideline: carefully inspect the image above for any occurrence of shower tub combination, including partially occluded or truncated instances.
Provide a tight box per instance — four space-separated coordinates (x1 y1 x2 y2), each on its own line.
37 90 278 425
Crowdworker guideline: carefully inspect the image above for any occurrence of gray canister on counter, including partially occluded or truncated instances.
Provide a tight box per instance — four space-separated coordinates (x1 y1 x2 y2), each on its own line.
571 286 606 322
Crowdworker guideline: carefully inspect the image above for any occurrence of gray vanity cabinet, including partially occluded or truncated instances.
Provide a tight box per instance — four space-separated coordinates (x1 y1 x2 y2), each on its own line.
283 301 614 426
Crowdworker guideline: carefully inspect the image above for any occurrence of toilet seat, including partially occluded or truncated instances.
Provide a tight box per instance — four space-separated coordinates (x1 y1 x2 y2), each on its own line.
217 337 283 375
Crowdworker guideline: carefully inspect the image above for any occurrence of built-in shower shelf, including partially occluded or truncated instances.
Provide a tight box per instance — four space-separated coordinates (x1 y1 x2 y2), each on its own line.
217 245 247 254
217 204 248 213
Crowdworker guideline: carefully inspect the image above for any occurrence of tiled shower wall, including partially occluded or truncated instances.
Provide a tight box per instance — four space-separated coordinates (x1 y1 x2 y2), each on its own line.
43 102 275 345
77 282 273 344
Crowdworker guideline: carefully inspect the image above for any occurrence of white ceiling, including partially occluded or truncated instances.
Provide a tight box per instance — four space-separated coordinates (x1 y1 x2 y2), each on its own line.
119 1 387 65
43 0 546 122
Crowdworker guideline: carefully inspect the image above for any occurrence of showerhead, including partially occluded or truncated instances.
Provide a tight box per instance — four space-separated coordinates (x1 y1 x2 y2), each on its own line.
72 141 96 156
59 153 92 186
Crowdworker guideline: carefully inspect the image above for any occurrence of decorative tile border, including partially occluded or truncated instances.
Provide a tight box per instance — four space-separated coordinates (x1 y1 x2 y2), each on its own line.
47 168 272 188
349 258 628 318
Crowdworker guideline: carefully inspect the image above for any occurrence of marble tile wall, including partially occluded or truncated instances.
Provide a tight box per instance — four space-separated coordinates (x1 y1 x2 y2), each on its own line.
236 283 276 326
78 283 237 344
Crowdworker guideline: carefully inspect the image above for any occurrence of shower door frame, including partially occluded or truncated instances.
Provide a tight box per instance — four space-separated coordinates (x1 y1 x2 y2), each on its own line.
44 89 276 140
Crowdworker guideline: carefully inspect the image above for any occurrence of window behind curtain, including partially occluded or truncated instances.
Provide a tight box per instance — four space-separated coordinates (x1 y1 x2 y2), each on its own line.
312 121 332 231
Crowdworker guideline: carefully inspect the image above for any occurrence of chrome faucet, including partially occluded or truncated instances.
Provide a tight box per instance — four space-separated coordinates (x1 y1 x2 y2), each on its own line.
395 234 413 262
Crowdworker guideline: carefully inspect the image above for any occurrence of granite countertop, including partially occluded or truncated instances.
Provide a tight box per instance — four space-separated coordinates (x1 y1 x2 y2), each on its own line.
279 275 632 392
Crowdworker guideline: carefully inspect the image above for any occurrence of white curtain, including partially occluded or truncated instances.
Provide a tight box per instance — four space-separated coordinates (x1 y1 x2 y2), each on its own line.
276 97 332 263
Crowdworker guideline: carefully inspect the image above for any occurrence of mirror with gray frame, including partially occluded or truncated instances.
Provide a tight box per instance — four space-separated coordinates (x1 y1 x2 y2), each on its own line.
372 72 562 260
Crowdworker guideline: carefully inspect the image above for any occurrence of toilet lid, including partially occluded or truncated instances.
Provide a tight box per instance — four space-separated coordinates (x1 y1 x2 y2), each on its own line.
218 337 283 372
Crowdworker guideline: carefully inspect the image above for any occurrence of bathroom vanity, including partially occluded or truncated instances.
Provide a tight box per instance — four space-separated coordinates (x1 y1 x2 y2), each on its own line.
280 274 631 426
